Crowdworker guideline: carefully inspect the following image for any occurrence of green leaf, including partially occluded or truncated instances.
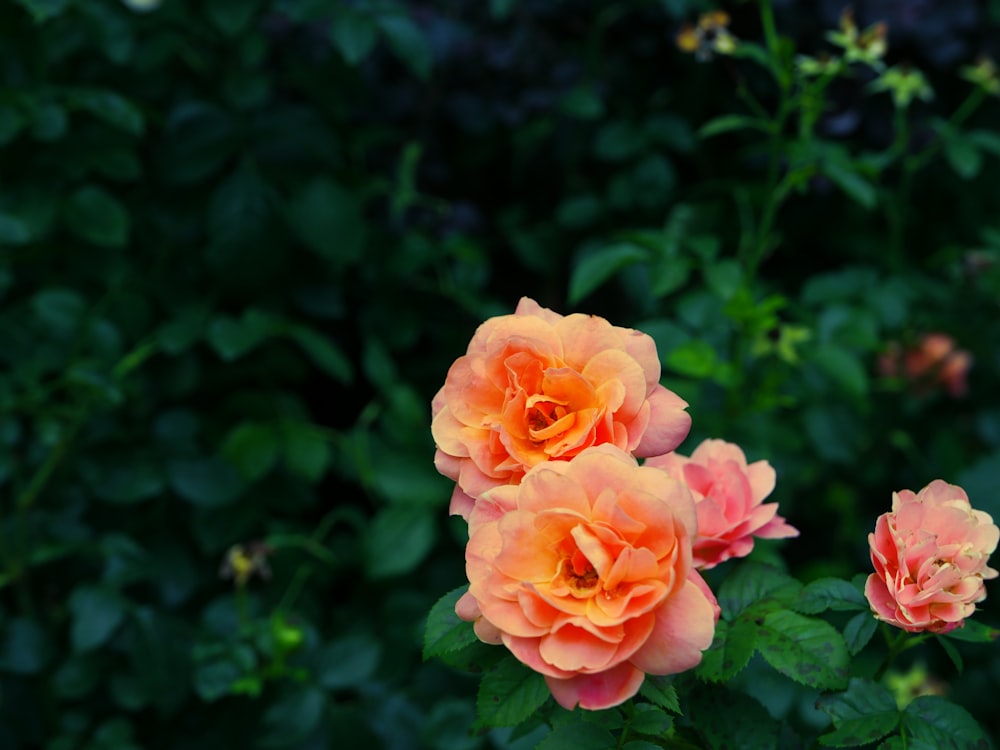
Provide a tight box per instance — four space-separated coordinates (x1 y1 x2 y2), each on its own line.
843 612 878 655
937 636 962 673
594 120 646 161
13 0 70 22
69 586 127 652
331 9 378 65
205 0 260 36
698 114 769 139
902 696 990 750
695 617 757 682
639 675 681 714
663 340 717 379
222 422 279 482
68 88 144 135
718 562 803 620
630 704 673 736
703 259 742 301
0 617 51 674
424 586 478 661
0 212 32 244
756 610 849 690
813 344 869 398
281 422 331 483
258 686 326 749
817 678 900 747
193 644 256 701
941 619 1000 643
286 177 366 264
206 309 282 361
64 185 130 248
687 684 779 750
476 656 551 729
364 506 436 579
796 578 868 614
158 102 237 185
316 633 381 689
287 325 353 384
92 461 164 504
944 137 982 180
535 723 616 750
823 160 877 209
377 13 432 80
32 288 85 334
167 457 244 507
568 243 649 305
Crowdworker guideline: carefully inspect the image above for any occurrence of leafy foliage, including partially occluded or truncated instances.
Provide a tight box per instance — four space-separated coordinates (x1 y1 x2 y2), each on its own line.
2 0 1000 747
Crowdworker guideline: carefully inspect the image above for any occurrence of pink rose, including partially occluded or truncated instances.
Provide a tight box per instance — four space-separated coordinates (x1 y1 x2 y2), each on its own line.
431 297 692 519
645 439 798 570
456 445 717 711
865 480 999 634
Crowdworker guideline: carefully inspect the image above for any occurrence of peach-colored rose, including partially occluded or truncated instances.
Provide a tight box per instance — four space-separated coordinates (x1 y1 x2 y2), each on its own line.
645 439 798 570
456 445 717 710
865 480 999 634
432 297 692 519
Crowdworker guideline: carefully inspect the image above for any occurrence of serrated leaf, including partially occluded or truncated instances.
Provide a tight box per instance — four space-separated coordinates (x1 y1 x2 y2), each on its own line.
718 562 803 621
941 620 999 643
796 578 868 614
630 704 673 736
817 678 900 747
69 88 145 135
813 344 868 398
568 243 648 304
281 422 331 483
639 675 681 714
937 636 962 673
757 610 849 691
167 457 244 508
687 684 779 750
475 656 550 729
424 586 478 661
698 616 756 682
535 722 616 750
902 696 990 750
843 612 878 655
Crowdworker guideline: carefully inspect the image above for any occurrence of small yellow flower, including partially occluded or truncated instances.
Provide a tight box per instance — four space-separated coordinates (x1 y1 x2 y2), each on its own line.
220 542 273 588
870 65 934 109
826 8 888 70
960 56 1000 97
885 664 947 710
677 10 737 62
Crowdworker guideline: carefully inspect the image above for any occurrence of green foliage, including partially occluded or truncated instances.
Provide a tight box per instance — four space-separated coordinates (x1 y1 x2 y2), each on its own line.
2 0 1000 747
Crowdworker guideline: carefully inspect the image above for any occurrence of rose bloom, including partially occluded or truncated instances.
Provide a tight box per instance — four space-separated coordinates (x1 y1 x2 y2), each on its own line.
456 445 718 711
865 480 999 634
432 297 691 519
645 439 798 570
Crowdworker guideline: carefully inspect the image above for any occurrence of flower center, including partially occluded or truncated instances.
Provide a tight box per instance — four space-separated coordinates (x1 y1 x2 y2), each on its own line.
562 548 600 593
525 394 569 441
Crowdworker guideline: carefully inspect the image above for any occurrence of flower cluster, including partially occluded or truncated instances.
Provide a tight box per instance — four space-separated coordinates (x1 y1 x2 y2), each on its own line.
878 332 972 398
432 298 798 709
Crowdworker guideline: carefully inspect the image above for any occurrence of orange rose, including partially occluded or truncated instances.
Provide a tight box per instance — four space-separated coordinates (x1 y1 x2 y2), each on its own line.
432 297 691 519
457 445 717 710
